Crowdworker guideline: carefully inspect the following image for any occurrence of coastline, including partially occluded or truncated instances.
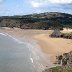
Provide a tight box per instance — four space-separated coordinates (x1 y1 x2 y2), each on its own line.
0 27 72 66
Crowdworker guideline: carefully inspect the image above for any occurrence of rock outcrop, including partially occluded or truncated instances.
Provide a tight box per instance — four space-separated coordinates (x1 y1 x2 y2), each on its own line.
56 51 72 66
43 51 72 72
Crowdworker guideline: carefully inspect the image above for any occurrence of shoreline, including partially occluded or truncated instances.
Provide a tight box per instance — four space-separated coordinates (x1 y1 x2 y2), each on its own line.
0 28 55 71
0 27 72 67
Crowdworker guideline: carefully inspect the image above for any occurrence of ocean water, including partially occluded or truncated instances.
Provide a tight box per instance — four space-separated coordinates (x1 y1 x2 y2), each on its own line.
0 32 48 72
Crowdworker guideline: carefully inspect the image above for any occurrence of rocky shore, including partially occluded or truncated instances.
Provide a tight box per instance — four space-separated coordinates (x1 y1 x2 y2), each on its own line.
43 51 72 72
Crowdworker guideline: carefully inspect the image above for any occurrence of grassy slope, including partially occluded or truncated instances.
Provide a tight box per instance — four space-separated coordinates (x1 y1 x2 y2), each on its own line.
43 64 72 72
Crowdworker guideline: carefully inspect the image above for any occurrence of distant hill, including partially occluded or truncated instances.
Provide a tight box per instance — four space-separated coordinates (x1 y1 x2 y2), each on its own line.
0 12 72 29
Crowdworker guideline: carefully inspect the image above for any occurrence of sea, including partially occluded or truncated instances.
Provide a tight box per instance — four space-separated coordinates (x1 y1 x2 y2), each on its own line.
0 32 51 72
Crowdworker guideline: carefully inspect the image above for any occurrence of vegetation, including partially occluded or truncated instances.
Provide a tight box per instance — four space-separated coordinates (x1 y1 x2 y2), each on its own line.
43 51 72 72
0 12 72 29
60 32 72 39
43 65 72 72
50 30 72 39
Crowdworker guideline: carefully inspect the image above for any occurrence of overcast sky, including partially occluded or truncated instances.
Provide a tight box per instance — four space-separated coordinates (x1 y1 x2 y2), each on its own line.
0 0 72 16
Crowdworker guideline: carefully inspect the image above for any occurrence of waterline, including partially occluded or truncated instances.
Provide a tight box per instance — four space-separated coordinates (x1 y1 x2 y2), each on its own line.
0 32 47 72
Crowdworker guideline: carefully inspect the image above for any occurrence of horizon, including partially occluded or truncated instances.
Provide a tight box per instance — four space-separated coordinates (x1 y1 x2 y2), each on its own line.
0 0 72 16
0 11 72 17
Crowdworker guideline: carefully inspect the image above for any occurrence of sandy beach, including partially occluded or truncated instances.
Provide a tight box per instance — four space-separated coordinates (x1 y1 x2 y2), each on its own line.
0 27 72 63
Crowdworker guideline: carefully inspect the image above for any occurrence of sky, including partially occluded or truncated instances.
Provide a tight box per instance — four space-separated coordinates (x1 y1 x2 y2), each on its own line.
0 0 72 16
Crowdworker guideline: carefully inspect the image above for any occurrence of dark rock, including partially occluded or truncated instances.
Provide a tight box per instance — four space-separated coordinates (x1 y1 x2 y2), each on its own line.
62 58 67 66
56 55 63 64
55 51 72 66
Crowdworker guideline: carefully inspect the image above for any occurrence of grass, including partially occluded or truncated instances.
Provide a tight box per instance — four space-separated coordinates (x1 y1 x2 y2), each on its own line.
43 65 72 72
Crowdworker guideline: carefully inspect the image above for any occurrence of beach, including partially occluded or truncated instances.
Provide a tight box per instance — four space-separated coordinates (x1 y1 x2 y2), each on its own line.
0 27 72 65
0 28 50 72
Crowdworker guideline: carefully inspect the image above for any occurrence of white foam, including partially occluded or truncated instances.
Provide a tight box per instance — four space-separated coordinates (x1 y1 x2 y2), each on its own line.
6 34 24 44
30 58 34 63
0 33 7 36
0 32 46 72
0 32 24 44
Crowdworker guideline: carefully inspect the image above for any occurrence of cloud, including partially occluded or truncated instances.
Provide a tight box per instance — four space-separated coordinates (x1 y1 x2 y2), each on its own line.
30 0 72 8
31 1 41 7
29 0 72 15
30 0 48 8
49 0 72 4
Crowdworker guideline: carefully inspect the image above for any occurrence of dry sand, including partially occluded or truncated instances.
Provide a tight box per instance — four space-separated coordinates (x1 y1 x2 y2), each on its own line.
0 27 72 63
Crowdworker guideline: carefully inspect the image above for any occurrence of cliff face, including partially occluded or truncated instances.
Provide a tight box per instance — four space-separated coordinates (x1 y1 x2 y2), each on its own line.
0 12 72 29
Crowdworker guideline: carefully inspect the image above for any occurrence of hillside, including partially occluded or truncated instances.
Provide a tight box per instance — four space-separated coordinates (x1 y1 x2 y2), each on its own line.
0 12 72 29
43 51 72 72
